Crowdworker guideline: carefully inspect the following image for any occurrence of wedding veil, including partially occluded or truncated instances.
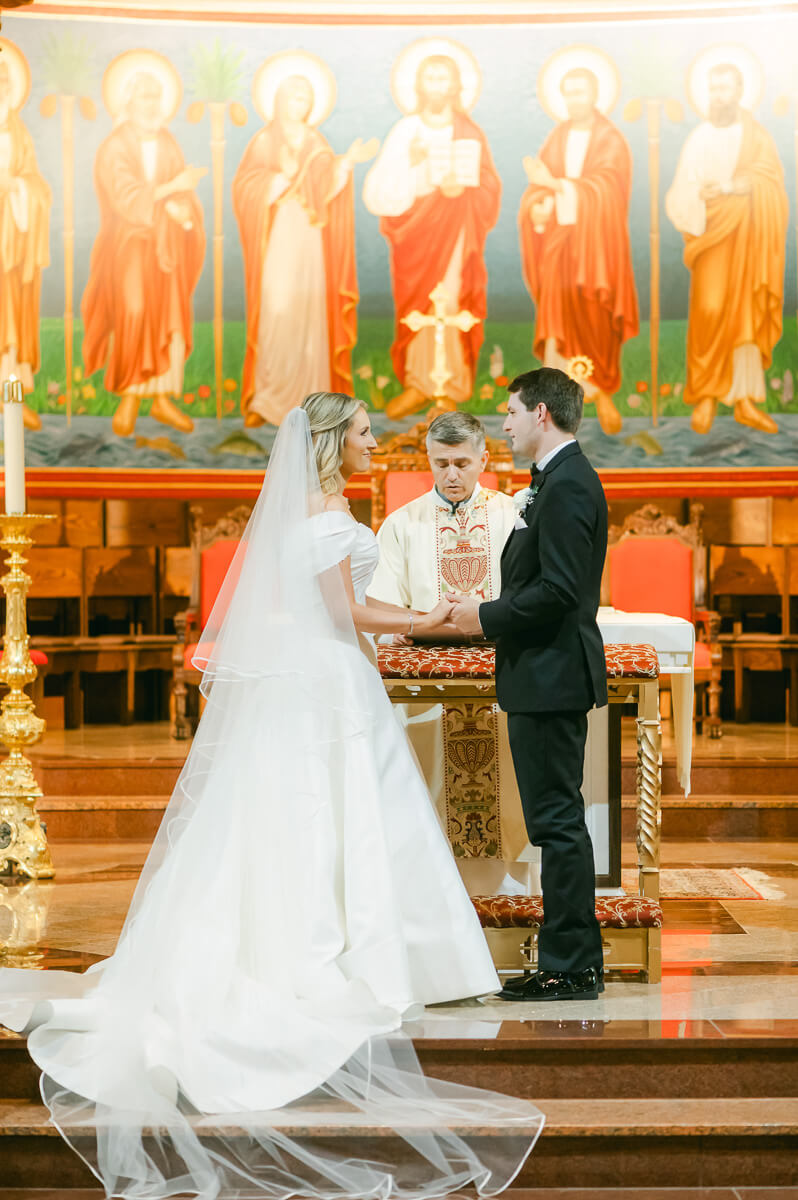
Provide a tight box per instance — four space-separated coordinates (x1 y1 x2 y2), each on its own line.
0 408 544 1199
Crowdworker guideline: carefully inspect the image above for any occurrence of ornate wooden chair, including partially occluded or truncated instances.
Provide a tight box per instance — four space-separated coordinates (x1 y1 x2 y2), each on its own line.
607 502 722 738
370 420 515 530
171 504 251 740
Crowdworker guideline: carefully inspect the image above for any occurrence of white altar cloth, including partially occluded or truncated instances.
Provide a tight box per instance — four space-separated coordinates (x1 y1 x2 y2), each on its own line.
598 608 695 795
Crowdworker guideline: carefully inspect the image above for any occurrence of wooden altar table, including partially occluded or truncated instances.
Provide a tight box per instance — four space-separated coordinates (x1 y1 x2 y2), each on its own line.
377 642 663 982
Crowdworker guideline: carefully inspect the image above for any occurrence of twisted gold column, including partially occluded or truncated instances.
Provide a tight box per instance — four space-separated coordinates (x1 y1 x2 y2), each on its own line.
0 512 55 879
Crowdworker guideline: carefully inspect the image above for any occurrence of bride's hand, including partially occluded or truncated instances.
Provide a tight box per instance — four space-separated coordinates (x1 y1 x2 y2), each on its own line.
414 597 459 636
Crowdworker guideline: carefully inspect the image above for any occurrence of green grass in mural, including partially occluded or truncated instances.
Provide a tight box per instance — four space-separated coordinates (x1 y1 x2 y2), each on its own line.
31 316 798 420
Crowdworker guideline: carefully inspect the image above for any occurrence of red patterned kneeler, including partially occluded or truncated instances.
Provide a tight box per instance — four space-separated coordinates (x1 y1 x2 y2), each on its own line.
378 643 659 680
472 893 663 929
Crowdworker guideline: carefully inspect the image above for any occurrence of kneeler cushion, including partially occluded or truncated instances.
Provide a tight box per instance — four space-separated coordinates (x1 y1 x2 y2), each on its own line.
377 643 659 680
473 894 663 929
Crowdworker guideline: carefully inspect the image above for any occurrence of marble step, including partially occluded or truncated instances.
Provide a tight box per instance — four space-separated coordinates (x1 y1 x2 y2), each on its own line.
38 794 167 840
621 793 798 840
0 1192 794 1200
0 1096 796 1189
29 754 798 804
29 757 181 798
4 1027 796 1103
35 790 798 842
621 757 798 796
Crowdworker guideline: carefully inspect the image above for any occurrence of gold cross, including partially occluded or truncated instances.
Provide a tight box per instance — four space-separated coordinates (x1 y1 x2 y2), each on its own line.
401 281 479 399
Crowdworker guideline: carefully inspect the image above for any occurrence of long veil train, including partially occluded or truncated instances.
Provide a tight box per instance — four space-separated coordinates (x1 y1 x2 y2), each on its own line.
0 408 544 1199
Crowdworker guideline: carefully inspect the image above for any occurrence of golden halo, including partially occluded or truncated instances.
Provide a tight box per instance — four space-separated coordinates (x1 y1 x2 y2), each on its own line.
0 39 32 111
537 44 620 123
687 44 763 117
252 52 336 127
391 37 482 116
568 355 594 384
102 50 182 122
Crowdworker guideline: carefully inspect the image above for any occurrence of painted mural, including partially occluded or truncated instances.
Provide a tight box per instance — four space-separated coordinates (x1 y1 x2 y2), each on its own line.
0 7 797 472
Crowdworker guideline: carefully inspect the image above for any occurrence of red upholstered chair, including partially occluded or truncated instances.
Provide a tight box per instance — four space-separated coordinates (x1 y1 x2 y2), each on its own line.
384 471 499 517
608 502 721 736
369 423 515 530
171 505 251 739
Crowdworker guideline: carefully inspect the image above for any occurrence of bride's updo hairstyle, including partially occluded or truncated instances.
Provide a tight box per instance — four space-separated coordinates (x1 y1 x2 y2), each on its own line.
301 391 363 494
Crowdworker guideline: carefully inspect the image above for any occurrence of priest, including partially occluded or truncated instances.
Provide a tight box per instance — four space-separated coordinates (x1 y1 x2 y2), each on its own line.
368 411 537 894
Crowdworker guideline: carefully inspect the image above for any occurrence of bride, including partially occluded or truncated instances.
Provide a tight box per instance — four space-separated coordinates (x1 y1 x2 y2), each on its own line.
0 391 543 1199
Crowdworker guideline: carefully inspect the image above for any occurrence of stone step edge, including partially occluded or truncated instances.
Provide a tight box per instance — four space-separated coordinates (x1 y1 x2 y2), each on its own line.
35 794 798 812
1 1098 797 1139
5 1031 797 1055
621 794 798 809
38 796 168 811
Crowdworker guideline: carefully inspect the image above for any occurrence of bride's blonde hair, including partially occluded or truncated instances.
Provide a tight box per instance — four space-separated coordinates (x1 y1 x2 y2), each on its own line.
302 391 364 495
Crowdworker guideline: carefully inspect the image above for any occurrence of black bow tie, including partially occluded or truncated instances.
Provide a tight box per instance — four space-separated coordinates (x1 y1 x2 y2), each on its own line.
530 464 544 485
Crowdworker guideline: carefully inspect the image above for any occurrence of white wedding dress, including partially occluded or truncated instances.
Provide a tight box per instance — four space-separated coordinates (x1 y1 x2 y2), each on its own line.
0 409 543 1199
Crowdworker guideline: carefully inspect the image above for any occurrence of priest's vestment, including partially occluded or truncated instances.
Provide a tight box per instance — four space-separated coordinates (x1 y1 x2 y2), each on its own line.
369 485 537 894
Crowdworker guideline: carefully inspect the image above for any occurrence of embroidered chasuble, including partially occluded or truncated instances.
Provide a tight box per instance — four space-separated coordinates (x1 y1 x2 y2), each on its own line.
369 486 538 895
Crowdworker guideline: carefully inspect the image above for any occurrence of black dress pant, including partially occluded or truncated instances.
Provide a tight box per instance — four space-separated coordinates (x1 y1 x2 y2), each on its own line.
507 709 603 974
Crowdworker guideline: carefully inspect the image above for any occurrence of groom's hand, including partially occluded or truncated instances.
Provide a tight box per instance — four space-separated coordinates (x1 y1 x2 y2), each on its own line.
447 593 484 636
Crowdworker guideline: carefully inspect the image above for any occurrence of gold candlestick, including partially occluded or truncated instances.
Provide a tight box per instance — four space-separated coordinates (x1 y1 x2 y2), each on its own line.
0 512 56 879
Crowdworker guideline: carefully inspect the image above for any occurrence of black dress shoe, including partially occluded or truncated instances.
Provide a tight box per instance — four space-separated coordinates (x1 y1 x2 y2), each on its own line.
497 967 600 1002
500 966 605 996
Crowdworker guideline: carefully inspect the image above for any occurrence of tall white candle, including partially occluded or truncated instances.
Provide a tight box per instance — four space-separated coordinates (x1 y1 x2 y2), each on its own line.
3 377 26 514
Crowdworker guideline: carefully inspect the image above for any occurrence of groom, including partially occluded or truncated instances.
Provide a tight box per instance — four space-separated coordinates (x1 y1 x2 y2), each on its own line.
447 367 606 1001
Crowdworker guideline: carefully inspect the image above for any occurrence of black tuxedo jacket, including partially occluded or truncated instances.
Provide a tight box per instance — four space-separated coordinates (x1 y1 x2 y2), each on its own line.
479 442 608 714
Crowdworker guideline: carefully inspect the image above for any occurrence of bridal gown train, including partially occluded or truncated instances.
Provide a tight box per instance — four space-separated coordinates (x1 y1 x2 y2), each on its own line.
0 410 543 1199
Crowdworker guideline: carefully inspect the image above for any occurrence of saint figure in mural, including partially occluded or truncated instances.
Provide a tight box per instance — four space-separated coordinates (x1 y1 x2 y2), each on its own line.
0 42 52 432
233 53 376 428
363 39 501 420
665 50 788 435
519 49 638 436
82 52 206 438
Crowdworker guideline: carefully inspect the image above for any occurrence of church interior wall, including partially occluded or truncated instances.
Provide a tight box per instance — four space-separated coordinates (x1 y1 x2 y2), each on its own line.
0 0 796 727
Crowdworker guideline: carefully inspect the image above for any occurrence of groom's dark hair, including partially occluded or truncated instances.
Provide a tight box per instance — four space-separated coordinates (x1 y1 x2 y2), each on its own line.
507 367 583 434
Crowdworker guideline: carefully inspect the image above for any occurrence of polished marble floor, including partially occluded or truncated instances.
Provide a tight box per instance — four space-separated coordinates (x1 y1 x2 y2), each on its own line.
2 835 798 1030
2 721 797 1034
26 719 798 763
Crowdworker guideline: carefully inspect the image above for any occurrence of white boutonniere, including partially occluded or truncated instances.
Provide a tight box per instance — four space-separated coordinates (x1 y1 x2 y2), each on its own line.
512 487 531 512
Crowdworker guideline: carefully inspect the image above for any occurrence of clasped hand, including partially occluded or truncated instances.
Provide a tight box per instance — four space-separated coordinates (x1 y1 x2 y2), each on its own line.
443 592 484 636
391 596 462 645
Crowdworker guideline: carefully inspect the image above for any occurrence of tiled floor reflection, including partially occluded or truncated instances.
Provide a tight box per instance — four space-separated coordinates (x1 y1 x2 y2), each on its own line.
27 718 798 764
3 836 798 1028
4 721 798 1032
